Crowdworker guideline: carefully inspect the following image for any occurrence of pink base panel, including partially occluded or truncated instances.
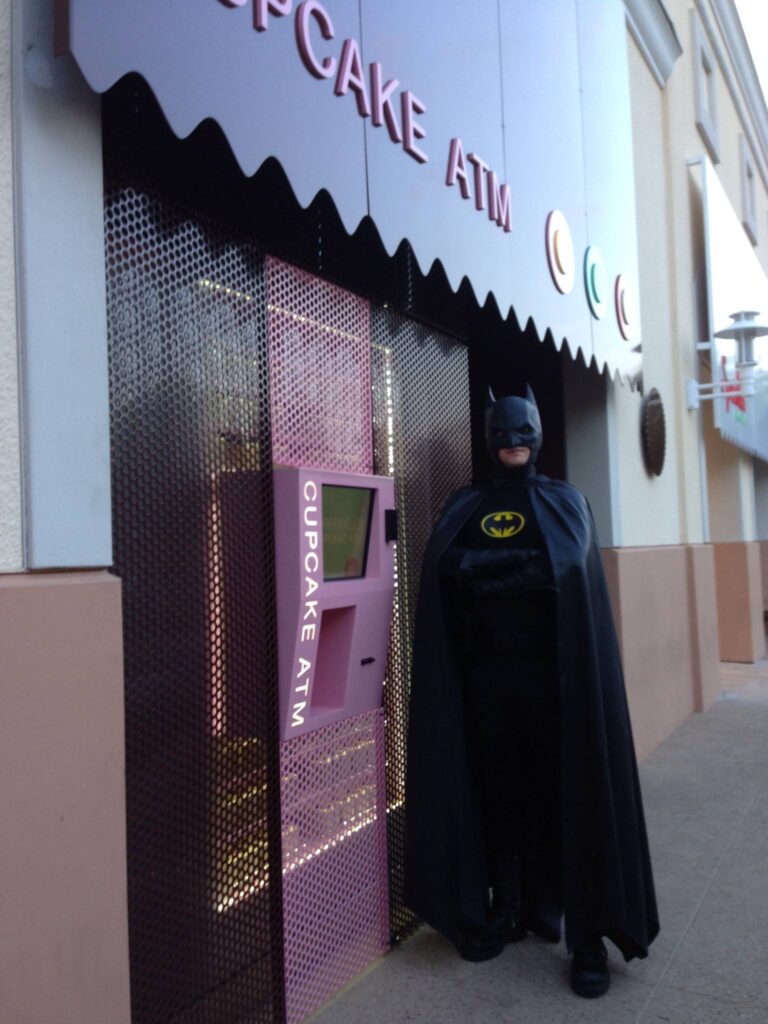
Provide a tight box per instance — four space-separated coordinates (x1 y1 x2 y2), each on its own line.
0 572 131 1024
713 542 766 663
280 711 389 1024
602 545 709 759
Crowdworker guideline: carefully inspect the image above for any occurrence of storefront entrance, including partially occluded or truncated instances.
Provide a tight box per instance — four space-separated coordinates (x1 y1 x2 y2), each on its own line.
101 67 581 1021
106 166 472 1021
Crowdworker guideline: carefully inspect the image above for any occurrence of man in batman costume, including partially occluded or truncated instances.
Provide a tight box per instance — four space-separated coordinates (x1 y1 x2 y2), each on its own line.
404 387 658 998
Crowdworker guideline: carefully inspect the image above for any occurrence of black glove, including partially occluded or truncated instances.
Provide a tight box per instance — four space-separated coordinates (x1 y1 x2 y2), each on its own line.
443 546 542 580
466 558 552 596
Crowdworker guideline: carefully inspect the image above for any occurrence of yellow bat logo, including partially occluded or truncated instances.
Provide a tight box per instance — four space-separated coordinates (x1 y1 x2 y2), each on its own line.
480 511 525 539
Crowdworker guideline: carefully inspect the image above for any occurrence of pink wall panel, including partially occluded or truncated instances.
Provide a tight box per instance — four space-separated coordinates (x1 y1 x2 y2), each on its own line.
268 259 388 1021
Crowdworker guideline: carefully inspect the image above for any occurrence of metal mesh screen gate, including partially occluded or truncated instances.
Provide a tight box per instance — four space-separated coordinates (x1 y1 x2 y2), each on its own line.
107 182 283 1024
370 311 473 943
107 180 470 1023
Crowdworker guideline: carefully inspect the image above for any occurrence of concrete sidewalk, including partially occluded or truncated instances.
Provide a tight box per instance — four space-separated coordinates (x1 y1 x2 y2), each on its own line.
311 660 768 1024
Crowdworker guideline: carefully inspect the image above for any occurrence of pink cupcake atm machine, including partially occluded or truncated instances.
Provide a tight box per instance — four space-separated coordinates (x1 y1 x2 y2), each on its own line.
273 464 396 1022
267 261 396 1023
273 465 397 741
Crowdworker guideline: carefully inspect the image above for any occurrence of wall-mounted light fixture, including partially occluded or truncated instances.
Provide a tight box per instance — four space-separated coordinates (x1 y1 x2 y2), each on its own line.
686 309 768 410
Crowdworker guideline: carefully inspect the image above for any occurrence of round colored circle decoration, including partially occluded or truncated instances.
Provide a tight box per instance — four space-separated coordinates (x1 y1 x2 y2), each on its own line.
640 388 666 477
584 245 607 319
545 210 575 294
615 274 635 341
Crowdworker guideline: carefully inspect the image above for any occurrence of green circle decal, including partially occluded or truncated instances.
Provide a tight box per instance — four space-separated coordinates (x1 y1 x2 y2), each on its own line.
584 245 606 320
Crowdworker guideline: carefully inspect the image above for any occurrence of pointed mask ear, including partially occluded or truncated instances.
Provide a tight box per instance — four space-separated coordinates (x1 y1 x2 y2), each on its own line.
525 384 538 410
486 385 497 408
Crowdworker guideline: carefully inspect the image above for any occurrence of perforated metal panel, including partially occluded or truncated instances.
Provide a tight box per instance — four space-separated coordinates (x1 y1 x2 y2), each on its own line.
280 711 388 1024
267 257 372 474
265 257 390 1022
106 181 284 1024
371 309 472 943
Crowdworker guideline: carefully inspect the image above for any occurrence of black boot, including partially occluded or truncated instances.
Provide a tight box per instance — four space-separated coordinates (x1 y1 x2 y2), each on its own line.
570 936 610 998
457 910 525 961
457 925 505 962
526 913 560 943
457 853 525 961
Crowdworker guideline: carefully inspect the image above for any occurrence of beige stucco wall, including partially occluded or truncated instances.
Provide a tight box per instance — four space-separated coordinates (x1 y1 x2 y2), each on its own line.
617 0 768 683
682 0 767 542
690 0 768 550
0 0 23 571
659 2 717 547
615 31 704 548
659 0 768 275
700 5 768 275
703 402 757 541
627 1 768 552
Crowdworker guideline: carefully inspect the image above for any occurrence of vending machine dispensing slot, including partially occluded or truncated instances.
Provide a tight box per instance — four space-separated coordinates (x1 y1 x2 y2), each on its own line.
272 466 397 740
312 606 355 712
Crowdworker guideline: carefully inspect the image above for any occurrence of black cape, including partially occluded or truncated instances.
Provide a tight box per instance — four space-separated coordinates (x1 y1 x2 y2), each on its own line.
404 473 659 960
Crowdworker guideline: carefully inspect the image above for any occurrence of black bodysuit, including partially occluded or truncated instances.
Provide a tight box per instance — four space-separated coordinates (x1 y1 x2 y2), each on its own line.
441 475 562 934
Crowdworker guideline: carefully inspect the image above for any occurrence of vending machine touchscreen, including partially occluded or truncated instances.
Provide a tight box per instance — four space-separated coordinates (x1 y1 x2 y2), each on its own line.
273 466 396 740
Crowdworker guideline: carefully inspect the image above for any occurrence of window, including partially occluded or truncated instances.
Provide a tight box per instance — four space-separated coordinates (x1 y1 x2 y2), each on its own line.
739 135 758 246
692 10 720 163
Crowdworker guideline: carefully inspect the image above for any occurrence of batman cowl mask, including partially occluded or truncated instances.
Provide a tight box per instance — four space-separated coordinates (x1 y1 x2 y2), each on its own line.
485 386 543 472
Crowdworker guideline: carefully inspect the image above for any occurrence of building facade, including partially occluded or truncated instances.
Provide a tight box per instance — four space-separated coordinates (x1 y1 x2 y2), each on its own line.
1 2 766 1022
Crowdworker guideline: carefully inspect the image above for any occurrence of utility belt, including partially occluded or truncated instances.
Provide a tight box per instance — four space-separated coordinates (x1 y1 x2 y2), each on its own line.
449 586 557 655
486 626 550 653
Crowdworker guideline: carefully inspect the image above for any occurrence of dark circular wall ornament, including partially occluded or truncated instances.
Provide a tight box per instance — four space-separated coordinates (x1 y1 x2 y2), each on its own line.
641 387 666 477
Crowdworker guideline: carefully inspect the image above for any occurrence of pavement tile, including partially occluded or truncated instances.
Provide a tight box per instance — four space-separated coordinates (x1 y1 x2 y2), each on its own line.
711 799 768 898
741 770 768 813
638 765 764 924
631 877 703 985
638 983 768 1024
641 712 768 768
661 889 768 1006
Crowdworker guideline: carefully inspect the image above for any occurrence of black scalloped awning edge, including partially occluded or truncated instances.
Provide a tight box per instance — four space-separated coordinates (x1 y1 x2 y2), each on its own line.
98 67 641 390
